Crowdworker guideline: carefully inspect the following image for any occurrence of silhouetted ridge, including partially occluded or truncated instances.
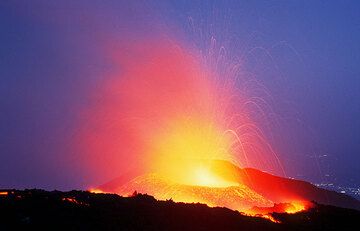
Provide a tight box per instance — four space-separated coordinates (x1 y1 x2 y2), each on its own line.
1 189 360 230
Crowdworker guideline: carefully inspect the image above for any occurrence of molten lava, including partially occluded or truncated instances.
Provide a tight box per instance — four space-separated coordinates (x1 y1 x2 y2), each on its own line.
0 191 8 196
81 39 313 222
89 188 105 194
94 159 311 222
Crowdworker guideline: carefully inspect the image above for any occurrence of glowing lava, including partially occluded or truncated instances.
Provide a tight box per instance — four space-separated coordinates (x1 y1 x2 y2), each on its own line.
0 191 8 196
81 39 309 222
94 159 311 223
89 188 105 194
191 165 232 187
114 170 273 212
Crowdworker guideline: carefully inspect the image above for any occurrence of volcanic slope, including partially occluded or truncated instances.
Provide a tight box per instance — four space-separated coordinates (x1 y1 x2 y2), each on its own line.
98 160 360 211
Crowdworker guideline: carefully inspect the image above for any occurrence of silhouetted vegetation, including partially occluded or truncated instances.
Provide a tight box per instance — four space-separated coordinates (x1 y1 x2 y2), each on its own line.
0 189 359 230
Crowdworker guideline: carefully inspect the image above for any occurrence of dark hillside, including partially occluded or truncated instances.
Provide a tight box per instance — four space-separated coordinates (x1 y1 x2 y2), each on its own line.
0 189 359 230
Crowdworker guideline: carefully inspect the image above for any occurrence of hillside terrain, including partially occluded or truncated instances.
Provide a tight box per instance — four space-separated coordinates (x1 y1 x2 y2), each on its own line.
0 189 359 230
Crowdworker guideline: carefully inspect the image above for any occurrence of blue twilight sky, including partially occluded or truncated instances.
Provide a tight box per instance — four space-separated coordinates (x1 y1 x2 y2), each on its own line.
0 0 359 190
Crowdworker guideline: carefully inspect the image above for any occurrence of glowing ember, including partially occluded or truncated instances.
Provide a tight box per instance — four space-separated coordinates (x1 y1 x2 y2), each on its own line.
62 197 89 206
0 191 8 196
247 201 311 215
260 214 281 223
283 201 309 214
62 197 78 203
89 188 105 194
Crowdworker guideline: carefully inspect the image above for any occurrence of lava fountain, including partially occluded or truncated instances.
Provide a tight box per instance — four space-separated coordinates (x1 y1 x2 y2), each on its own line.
81 38 309 220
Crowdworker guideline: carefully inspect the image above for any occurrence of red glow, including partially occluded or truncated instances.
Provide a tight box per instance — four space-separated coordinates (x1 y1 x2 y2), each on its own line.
92 159 313 223
79 38 283 181
88 188 105 194
62 197 89 206
79 38 295 222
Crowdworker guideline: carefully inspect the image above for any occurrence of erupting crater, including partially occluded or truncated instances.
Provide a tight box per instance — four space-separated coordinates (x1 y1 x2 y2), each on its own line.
94 159 313 221
83 40 360 222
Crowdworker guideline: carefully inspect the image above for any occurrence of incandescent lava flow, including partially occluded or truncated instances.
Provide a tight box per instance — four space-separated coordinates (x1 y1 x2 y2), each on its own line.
95 159 311 220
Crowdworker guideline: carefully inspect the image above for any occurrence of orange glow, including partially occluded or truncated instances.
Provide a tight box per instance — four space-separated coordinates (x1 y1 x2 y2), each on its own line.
247 201 311 215
62 197 89 206
116 160 273 211
149 117 237 188
262 214 281 223
89 188 105 194
103 160 313 223
152 118 233 164
0 191 8 196
254 214 281 223
117 172 273 211
62 197 79 204
79 39 302 222
192 165 233 187
79 39 285 183
284 201 311 214
244 201 312 222
284 202 305 214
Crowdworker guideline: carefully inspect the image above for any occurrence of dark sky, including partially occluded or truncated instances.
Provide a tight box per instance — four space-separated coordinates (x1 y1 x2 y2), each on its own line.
1 0 360 190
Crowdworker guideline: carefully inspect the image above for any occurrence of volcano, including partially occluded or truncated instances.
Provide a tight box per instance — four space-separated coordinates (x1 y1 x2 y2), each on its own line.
95 160 360 215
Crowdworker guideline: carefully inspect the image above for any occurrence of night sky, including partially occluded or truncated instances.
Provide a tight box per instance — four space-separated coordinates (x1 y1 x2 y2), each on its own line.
1 1 360 192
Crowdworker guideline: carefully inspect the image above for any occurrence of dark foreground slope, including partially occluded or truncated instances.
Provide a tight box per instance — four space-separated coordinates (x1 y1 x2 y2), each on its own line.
0 189 359 231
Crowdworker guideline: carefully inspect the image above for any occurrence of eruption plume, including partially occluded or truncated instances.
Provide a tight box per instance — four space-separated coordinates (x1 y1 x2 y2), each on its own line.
80 38 283 180
80 37 298 221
